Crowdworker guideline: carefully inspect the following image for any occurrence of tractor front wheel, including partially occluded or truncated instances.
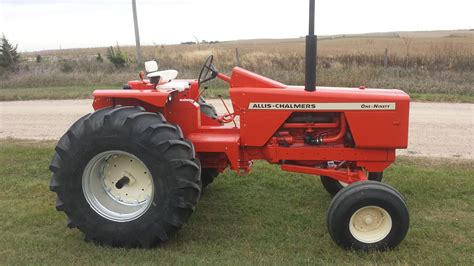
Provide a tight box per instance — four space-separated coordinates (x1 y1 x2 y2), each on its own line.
50 106 201 248
327 181 409 251
321 172 383 196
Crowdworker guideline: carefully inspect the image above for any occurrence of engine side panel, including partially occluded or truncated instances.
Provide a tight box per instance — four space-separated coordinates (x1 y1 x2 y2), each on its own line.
345 100 410 148
230 85 410 149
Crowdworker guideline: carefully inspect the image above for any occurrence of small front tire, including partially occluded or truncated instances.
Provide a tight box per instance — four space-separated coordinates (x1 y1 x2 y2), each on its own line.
327 181 409 251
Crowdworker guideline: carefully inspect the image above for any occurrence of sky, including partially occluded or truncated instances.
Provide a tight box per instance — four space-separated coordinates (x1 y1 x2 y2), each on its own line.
0 0 473 52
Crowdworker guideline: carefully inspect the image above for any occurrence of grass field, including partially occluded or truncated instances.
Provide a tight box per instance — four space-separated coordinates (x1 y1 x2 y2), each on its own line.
1 30 473 103
0 141 473 264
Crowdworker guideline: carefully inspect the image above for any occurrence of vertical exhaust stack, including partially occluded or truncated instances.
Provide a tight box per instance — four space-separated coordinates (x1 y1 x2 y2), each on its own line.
305 0 317 92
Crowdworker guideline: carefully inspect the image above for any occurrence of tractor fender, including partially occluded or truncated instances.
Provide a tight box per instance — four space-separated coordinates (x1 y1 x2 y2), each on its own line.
92 89 173 110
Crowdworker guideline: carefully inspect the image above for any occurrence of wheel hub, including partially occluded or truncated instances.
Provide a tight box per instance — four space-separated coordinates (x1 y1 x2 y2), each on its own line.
364 215 374 225
102 154 153 205
349 206 392 243
82 151 154 222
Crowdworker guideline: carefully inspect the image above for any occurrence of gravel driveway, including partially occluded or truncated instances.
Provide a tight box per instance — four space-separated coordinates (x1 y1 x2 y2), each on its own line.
0 99 472 159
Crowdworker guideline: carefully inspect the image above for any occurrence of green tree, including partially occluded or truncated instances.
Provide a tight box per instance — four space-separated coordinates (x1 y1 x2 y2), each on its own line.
0 34 20 71
36 54 42 63
106 45 127 68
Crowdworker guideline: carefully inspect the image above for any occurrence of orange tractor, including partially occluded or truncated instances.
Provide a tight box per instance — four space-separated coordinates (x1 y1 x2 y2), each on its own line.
50 0 410 251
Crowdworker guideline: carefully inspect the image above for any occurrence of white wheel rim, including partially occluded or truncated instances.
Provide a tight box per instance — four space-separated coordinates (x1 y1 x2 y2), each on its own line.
349 206 392 243
82 151 154 222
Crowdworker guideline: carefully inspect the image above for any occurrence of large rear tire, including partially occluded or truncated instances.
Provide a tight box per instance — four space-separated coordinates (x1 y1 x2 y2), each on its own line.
50 106 201 248
201 168 219 189
321 172 383 196
327 181 409 251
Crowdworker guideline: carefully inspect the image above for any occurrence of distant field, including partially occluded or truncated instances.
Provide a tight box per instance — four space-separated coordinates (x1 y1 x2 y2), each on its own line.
0 30 473 102
0 141 473 264
28 30 474 59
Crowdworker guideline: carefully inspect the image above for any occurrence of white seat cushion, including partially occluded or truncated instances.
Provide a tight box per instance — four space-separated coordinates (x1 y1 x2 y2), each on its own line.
156 81 190 92
147 69 178 83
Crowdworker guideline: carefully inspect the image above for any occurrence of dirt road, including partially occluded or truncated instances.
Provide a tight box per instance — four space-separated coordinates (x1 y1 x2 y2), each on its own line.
1 100 472 159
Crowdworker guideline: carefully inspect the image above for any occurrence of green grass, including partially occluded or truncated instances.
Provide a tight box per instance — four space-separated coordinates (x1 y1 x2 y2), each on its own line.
1 86 472 103
409 92 474 103
0 85 119 101
0 141 473 264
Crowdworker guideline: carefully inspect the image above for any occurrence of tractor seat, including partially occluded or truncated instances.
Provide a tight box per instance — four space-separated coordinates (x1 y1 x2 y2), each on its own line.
148 69 178 82
156 80 190 92
144 60 178 83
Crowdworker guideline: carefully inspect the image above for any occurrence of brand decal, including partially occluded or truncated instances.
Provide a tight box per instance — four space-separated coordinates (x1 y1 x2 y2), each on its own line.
248 102 396 110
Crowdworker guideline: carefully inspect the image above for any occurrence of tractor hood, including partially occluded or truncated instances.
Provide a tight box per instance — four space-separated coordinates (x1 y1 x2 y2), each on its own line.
230 67 286 88
229 67 409 104
228 68 410 149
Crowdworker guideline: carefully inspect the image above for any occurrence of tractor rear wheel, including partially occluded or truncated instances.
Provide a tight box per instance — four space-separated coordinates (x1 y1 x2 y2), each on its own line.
327 181 409 251
321 172 383 196
50 106 201 248
201 168 219 188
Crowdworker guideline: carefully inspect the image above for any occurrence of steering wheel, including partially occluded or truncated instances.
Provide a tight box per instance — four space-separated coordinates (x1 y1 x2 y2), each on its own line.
198 55 218 87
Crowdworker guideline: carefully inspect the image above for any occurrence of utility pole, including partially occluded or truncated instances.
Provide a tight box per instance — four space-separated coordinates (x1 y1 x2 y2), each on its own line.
132 0 142 65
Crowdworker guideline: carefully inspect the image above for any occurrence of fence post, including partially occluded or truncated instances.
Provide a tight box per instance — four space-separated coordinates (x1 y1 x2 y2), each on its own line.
235 48 241 67
384 48 388 68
